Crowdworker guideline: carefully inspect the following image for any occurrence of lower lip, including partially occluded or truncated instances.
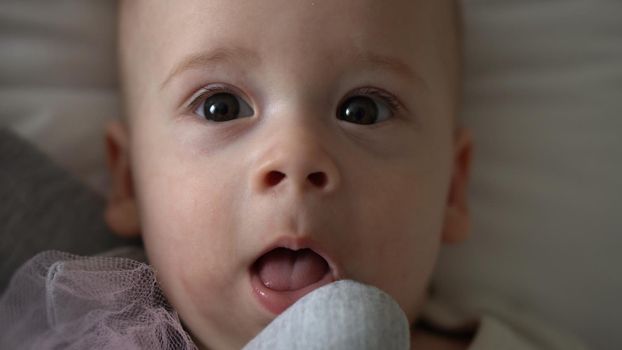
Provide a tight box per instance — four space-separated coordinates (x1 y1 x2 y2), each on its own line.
250 270 335 315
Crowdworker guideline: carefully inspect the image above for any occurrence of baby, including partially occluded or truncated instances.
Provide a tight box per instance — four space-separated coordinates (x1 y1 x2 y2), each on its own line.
0 1 595 348
103 0 473 349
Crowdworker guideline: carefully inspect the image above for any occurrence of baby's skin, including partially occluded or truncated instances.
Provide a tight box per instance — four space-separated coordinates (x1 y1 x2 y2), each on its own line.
105 0 473 348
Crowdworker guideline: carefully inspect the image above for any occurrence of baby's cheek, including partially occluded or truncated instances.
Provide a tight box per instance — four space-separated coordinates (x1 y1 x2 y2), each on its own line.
355 196 442 323
154 248 263 349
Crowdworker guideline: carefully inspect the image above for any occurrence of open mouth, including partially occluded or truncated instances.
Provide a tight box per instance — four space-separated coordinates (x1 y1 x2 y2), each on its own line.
250 247 335 315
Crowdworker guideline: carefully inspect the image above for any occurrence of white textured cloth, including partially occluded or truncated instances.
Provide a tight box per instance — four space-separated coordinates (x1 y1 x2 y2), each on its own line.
244 280 410 350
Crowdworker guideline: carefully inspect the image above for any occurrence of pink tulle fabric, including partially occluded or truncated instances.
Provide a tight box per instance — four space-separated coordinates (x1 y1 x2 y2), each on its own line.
0 251 197 349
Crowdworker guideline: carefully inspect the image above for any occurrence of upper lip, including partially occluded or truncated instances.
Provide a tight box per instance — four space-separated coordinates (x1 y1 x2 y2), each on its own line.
250 235 341 281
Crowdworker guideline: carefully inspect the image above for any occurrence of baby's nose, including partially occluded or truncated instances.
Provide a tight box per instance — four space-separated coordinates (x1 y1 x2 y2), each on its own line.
264 170 328 189
251 140 341 196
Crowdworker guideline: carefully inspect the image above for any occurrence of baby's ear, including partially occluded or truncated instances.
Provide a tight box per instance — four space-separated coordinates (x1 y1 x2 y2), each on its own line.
441 128 473 244
104 120 141 238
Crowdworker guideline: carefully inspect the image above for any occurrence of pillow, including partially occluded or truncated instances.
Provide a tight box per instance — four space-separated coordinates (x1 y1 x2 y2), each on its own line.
433 2 622 350
0 0 118 194
1 1 620 349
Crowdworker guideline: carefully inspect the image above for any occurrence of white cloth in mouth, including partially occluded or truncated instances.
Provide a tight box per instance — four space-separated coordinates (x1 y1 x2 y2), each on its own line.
243 279 410 350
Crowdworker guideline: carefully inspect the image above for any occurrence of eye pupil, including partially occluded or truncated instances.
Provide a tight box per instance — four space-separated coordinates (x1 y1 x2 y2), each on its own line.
338 96 378 125
204 93 240 122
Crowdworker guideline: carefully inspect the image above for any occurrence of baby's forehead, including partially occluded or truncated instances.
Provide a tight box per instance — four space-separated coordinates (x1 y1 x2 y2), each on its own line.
120 0 457 60
118 0 460 118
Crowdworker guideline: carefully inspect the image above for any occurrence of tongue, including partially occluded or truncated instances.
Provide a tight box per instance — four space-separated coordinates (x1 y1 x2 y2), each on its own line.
257 248 329 291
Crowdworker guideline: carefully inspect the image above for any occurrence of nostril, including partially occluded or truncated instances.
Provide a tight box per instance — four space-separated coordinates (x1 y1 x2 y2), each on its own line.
266 171 286 187
307 172 327 188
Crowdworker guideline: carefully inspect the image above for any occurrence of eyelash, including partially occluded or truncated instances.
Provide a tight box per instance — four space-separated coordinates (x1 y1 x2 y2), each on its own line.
186 85 405 116
187 85 240 112
346 87 404 114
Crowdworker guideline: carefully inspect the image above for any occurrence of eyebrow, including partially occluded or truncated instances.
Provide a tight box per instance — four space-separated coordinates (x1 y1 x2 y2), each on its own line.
161 45 425 89
352 50 427 88
161 46 261 89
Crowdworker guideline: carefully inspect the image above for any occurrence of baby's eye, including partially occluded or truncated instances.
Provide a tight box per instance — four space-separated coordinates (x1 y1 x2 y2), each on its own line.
337 94 393 125
194 91 254 122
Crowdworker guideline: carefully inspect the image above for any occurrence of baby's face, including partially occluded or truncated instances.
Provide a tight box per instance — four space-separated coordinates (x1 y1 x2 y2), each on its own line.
110 0 471 348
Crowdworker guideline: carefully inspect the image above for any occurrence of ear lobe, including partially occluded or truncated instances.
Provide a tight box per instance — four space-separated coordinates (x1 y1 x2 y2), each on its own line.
441 128 473 244
105 199 140 237
104 120 141 237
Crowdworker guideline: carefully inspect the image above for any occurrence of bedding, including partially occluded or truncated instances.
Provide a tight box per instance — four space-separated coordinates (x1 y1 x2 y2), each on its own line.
433 3 622 349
